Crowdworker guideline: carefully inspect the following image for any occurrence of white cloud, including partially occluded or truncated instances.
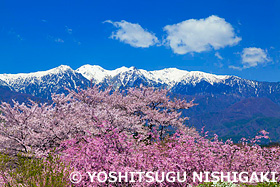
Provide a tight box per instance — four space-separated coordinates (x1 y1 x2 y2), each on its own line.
54 38 64 43
65 26 73 34
229 47 270 70
241 47 270 68
228 65 243 71
8 29 24 41
16 34 23 41
105 20 159 48
215 52 223 60
163 15 241 54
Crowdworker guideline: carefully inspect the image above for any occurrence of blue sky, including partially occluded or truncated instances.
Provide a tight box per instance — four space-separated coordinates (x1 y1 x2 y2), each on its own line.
0 0 279 81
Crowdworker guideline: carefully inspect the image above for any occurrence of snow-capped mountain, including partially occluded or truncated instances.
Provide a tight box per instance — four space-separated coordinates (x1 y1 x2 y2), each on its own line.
1 64 280 104
0 65 90 99
76 64 230 87
76 65 280 104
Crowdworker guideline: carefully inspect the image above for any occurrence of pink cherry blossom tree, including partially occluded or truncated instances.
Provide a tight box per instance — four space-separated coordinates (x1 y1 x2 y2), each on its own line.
0 86 196 155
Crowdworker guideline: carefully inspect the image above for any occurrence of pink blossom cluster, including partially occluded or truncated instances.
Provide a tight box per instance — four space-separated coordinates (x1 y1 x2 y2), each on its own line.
61 124 280 186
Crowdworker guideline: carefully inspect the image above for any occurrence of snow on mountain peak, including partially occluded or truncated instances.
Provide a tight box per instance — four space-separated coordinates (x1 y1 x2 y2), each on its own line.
0 64 232 90
0 65 74 84
76 65 140 83
76 64 108 83
180 71 230 85
55 65 72 71
76 64 231 86
146 68 190 85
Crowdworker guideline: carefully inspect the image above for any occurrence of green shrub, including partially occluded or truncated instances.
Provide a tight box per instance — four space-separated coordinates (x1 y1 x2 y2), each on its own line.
0 152 72 187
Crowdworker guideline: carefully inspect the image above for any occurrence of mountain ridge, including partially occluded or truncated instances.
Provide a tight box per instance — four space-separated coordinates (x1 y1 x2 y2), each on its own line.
0 65 90 99
0 64 279 102
76 64 231 86
0 64 280 142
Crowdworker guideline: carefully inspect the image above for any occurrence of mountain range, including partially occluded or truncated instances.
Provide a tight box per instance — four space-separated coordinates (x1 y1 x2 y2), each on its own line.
0 64 280 142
